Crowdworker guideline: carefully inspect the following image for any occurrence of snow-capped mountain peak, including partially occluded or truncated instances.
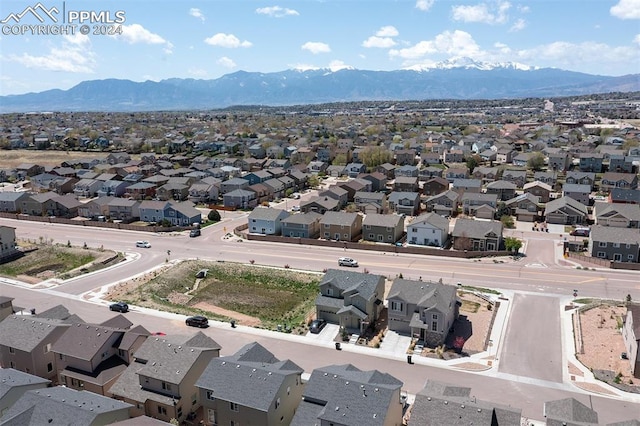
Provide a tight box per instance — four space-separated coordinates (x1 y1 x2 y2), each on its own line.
406 57 535 72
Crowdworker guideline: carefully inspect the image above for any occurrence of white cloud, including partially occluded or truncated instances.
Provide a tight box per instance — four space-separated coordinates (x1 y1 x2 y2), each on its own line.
163 42 174 55
362 36 396 48
634 34 640 45
217 57 236 68
415 0 435 11
291 63 320 71
256 6 299 17
301 41 331 54
204 33 252 48
115 24 167 45
494 42 511 54
328 60 353 71
518 5 530 13
7 36 96 73
189 8 205 22
509 18 526 32
610 0 640 19
451 1 511 24
389 30 483 60
376 26 399 37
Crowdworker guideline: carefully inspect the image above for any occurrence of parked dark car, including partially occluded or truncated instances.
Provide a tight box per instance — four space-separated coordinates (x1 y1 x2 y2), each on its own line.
109 302 129 313
186 315 209 328
189 228 201 237
309 319 327 334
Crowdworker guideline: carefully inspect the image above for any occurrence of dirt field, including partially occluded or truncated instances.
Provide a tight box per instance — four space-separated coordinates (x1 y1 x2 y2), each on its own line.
0 150 120 169
574 303 638 391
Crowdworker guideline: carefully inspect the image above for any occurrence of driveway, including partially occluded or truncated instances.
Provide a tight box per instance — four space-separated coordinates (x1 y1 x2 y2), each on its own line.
498 293 563 383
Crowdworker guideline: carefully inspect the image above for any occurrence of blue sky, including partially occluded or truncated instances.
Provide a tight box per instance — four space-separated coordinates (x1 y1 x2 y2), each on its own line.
1 0 639 96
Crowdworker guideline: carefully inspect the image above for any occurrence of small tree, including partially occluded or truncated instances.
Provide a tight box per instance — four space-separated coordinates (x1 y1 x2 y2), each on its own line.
208 209 221 222
527 152 546 171
500 215 515 229
504 236 523 254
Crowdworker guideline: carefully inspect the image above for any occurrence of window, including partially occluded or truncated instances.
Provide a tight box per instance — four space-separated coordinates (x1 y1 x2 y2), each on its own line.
162 382 171 391
369 233 374 239
326 288 333 296
613 242 620 248
177 407 183 418
43 343 51 353
9 361 15 368
432 314 438 320
412 228 417 232
287 386 290 395
157 406 167 415
47 362 53 373
8 347 14 354
206 390 215 401
390 301 403 312
230 402 239 412
431 321 438 331
275 398 280 409
629 254 635 260
597 252 606 258
598 241 607 247
626 244 631 249
192 393 197 405
71 378 84 388
207 409 217 426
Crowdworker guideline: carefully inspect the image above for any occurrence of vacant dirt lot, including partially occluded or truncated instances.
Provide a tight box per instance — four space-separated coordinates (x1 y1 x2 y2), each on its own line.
574 303 638 391
0 150 121 169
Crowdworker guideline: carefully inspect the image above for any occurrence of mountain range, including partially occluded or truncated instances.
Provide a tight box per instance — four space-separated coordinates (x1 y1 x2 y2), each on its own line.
2 59 638 112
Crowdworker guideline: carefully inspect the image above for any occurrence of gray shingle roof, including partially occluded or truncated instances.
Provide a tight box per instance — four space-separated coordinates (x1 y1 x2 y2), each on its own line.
362 213 402 228
0 369 50 399
52 323 125 361
248 207 289 221
451 218 503 239
1 387 131 426
545 196 588 215
319 211 360 226
412 212 450 230
195 342 302 411
388 279 458 311
590 225 640 245
544 397 598 424
292 364 402 426
0 316 70 352
320 269 384 301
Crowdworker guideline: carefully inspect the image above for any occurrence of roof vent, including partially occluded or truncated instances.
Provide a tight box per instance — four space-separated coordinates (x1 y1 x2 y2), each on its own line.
345 381 349 385
477 408 482 413
236 365 240 368
444 401 448 405
335 406 339 411
221 361 226 365
461 404 465 409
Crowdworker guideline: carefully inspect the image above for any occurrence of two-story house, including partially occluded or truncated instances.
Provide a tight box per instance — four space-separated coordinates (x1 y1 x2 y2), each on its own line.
406 212 450 247
504 193 540 222
247 207 290 235
594 202 640 228
600 172 639 193
361 213 404 244
387 191 421 216
353 191 387 214
562 183 591 206
318 211 363 242
588 225 640 263
485 180 517 201
461 193 498 219
393 176 419 193
545 196 588 225
451 218 503 251
523 181 553 203
315 269 385 334
196 342 304 426
280 212 323 239
387 278 460 347
109 332 221 424
0 368 50 417
422 177 449 197
425 190 459 217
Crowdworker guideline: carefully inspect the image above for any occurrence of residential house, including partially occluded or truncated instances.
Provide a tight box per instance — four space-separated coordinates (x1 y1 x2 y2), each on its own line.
562 183 591 206
223 189 257 210
280 212 323 239
609 155 635 173
588 225 640 263
533 171 558 187
545 197 588 225
338 179 372 201
501 170 527 188
53 321 149 396
406 212 450 247
109 333 221 424
20 192 56 216
319 211 363 242
123 182 155 200
496 148 516 164
290 364 404 426
376 163 396 179
15 163 44 178
78 196 114 220
408 380 522 426
320 186 349 208
247 207 290 235
443 150 465 164
248 183 272 205
73 178 103 198
395 165 419 178
325 164 346 177
0 192 29 213
188 182 219 204
505 193 541 222
395 149 417 166
354 191 386 214
108 198 140 222
425 190 459 217
622 304 640 378
315 269 385 333
443 167 469 183
387 191 421 216
524 181 553 203
0 226 19 263
167 202 203 226
359 172 388 192
544 398 598 425
244 170 273 186
461 193 498 219
307 161 328 174
156 182 189 201
393 176 419 193
579 153 605 173
512 152 532 167
263 178 286 199
196 342 304 426
610 188 640 204
0 369 50 417
451 179 481 196
387 278 459 346
97 180 130 198
548 151 571 172
420 152 441 166
486 180 517 201
422 177 449 197
220 177 250 194
361 213 404 244
300 196 340 214
472 166 499 184
600 172 639 193
451 218 503 251
345 163 366 178
594 202 640 228
1 386 131 425
0 315 71 381
566 171 596 189
138 200 171 223
0 296 17 321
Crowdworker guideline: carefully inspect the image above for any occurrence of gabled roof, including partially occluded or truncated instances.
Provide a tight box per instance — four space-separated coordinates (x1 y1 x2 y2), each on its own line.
0 316 70 352
281 212 323 225
387 279 458 312
2 387 130 425
195 342 302 412
505 192 540 206
589 225 640 245
320 269 384 300
292 364 402 426
523 180 552 191
544 397 598 424
319 211 361 226
452 218 503 239
362 213 402 228
426 189 459 203
594 202 640 221
0 369 50 399
248 207 289 221
545 196 588 215
411 212 450 230
52 323 125 360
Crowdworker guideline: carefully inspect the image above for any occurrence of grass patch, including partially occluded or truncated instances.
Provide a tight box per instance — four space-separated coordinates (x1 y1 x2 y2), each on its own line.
122 261 320 328
0 245 97 277
460 285 501 295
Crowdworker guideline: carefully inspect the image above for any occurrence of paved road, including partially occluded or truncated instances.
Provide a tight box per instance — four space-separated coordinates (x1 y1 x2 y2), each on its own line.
498 293 563 383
